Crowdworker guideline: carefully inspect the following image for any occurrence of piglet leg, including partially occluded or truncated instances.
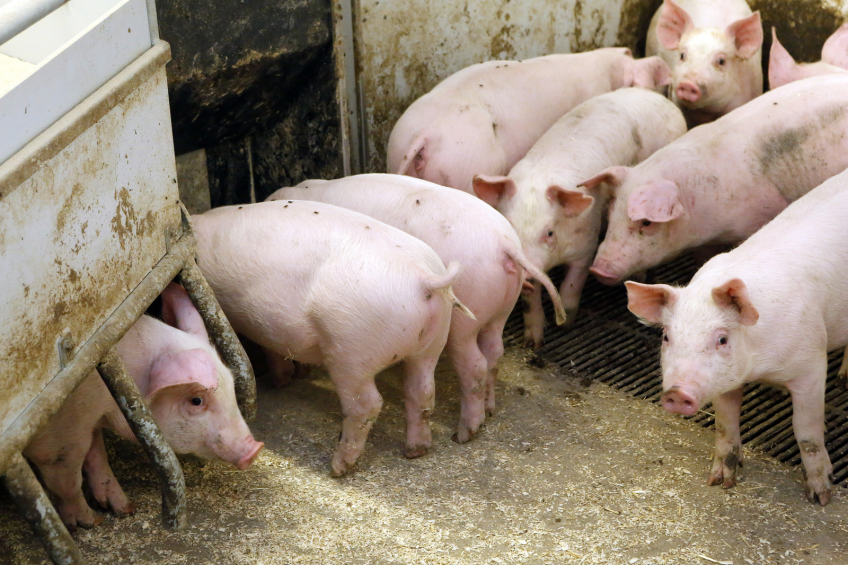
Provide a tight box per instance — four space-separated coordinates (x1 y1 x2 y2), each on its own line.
788 365 834 505
402 355 437 458
37 440 103 531
559 259 591 326
523 281 545 349
707 387 744 488
329 372 383 477
478 318 507 417
84 428 135 516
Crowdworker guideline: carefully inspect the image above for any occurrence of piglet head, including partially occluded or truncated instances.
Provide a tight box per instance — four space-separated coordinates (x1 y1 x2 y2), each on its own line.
627 277 759 416
149 283 264 470
146 347 263 470
658 0 763 113
584 168 689 285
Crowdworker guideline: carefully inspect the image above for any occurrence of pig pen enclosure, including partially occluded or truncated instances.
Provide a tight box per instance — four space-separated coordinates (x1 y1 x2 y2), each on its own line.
5 0 848 563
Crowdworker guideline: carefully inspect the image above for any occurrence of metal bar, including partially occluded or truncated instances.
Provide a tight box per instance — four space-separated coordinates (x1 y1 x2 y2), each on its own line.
0 228 195 475
332 0 363 174
3 453 87 565
97 348 187 530
0 0 67 46
178 255 257 421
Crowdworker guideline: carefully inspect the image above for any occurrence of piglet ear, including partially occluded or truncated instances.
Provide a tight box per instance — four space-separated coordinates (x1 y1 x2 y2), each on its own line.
147 348 219 399
768 27 800 90
712 278 759 326
161 282 209 340
822 22 848 69
626 281 678 324
627 179 684 223
473 174 516 207
626 56 673 89
579 166 628 193
727 12 763 60
546 185 593 217
657 0 694 50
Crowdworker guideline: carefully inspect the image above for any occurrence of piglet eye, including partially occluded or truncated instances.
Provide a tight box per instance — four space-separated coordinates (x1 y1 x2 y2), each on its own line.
718 336 728 346
662 334 669 343
547 230 554 237
679 52 686 61
718 57 726 66
642 220 652 227
191 397 204 406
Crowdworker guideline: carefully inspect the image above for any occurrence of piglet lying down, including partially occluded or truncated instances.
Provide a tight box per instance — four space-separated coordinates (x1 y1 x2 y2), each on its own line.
25 283 263 529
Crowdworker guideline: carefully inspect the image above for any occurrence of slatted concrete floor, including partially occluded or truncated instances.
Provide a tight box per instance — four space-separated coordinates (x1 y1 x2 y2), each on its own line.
504 256 848 486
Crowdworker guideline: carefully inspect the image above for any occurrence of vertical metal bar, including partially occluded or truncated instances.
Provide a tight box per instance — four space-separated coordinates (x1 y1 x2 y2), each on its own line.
177 258 257 420
332 0 363 175
3 453 87 565
96 348 187 530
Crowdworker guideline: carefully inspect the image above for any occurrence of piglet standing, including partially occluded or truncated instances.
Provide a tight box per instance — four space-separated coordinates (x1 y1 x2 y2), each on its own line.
24 283 263 530
646 0 763 125
822 23 848 69
473 88 686 347
585 74 848 285
193 201 469 476
267 174 565 443
626 167 848 505
768 28 848 89
387 48 671 193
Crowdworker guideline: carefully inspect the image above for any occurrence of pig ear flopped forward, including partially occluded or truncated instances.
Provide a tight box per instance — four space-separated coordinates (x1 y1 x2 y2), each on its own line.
625 282 678 325
472 174 517 207
726 12 764 60
546 185 593 217
161 282 210 340
711 278 760 326
626 57 673 90
578 166 628 193
627 179 684 223
656 0 694 50
147 348 220 399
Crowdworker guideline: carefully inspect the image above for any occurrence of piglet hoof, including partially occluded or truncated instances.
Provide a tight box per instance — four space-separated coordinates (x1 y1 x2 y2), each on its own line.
114 501 136 517
451 428 476 444
707 460 739 489
404 445 429 459
804 482 832 506
803 470 834 506
523 336 544 350
330 454 356 478
562 307 579 328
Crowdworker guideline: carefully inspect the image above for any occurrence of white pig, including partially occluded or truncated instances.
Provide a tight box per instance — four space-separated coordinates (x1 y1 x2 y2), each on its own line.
823 23 848 69
584 74 848 285
626 167 848 505
769 28 848 89
472 88 687 347
646 0 763 125
387 48 672 193
193 201 470 476
24 283 263 530
267 174 566 442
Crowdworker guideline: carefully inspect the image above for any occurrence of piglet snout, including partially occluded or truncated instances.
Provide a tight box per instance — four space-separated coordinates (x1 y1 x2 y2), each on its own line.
675 80 701 103
236 439 264 470
661 387 698 416
589 263 621 286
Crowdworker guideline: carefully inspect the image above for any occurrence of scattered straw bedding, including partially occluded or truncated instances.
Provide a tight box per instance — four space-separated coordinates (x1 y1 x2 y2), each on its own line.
3 348 848 564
